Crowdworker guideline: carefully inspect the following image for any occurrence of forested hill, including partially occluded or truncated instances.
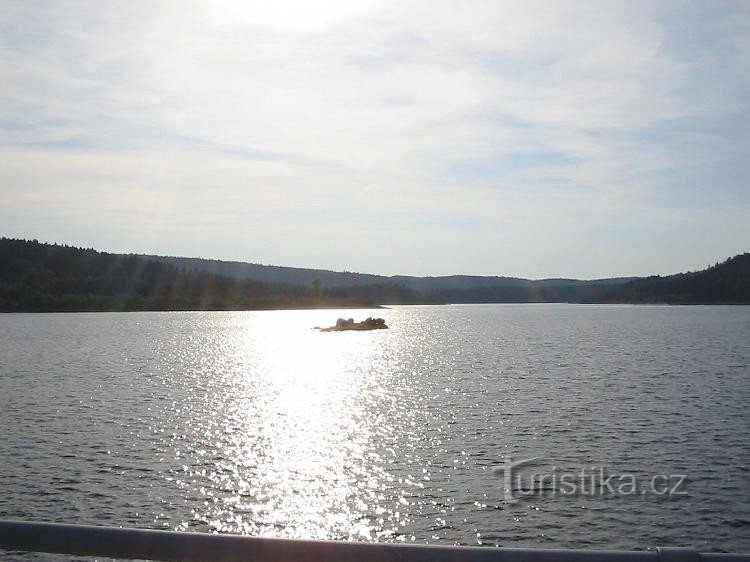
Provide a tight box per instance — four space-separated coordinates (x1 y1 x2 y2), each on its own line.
600 254 750 304
0 238 375 312
146 254 634 294
1 237 748 310
147 250 750 304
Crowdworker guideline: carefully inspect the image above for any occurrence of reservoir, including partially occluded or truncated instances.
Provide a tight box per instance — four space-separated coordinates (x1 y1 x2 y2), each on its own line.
1 304 748 553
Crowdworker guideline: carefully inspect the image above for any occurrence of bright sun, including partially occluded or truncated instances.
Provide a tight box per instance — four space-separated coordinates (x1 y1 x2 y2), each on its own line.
213 0 383 33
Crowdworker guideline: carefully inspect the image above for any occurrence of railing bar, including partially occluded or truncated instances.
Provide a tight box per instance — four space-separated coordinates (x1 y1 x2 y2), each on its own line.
0 520 747 562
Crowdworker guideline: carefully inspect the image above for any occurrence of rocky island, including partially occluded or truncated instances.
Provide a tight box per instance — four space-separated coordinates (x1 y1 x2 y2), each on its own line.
315 317 388 332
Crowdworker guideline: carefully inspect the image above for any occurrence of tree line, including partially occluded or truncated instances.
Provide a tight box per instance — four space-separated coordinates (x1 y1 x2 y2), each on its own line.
0 238 374 312
1 237 748 311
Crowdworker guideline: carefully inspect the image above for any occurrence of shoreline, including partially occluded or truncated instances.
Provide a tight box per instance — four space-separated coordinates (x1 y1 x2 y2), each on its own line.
3 302 750 313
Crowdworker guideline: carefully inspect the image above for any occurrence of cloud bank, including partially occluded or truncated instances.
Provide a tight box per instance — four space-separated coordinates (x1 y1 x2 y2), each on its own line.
1 0 748 277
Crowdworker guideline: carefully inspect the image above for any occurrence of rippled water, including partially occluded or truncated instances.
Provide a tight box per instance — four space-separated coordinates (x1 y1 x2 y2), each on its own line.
1 305 749 554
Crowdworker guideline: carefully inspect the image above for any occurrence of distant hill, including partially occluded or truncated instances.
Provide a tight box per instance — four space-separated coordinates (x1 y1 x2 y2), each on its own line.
145 254 635 301
144 254 387 288
2 237 748 310
140 251 750 305
599 254 750 304
0 238 375 312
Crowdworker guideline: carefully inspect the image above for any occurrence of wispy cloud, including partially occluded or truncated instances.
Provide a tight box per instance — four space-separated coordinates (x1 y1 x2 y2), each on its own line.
1 0 748 277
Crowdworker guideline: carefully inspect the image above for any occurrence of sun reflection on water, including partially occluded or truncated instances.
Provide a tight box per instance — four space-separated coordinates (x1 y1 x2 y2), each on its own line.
173 310 408 540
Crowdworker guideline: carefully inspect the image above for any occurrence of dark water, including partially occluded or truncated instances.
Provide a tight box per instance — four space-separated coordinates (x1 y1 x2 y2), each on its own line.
1 305 749 555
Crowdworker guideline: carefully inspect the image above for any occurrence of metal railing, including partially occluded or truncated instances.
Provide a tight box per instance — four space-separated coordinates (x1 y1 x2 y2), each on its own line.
0 520 748 561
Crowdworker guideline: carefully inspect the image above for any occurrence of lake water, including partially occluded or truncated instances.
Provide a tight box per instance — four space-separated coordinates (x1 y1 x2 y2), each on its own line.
1 305 749 555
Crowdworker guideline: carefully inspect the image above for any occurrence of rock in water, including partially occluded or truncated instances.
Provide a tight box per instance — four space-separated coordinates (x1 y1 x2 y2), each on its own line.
317 317 388 332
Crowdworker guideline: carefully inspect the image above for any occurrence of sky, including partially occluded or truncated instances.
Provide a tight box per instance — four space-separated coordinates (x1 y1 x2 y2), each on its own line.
1 0 749 279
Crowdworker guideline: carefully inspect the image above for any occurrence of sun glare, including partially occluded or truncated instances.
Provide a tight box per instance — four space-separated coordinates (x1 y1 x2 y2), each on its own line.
190 310 391 538
211 0 383 32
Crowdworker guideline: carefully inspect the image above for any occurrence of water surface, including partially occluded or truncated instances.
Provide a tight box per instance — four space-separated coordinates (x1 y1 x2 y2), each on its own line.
0 305 748 553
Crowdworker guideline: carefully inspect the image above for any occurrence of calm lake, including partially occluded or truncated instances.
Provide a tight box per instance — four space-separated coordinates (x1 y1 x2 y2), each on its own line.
1 305 748 553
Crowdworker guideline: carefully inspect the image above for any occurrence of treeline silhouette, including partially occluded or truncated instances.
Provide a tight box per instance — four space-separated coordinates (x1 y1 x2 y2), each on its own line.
431 256 749 304
0 238 373 312
598 254 750 304
323 282 436 305
1 238 748 310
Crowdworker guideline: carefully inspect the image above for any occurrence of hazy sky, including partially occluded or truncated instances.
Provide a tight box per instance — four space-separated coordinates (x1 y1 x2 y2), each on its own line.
1 1 748 279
